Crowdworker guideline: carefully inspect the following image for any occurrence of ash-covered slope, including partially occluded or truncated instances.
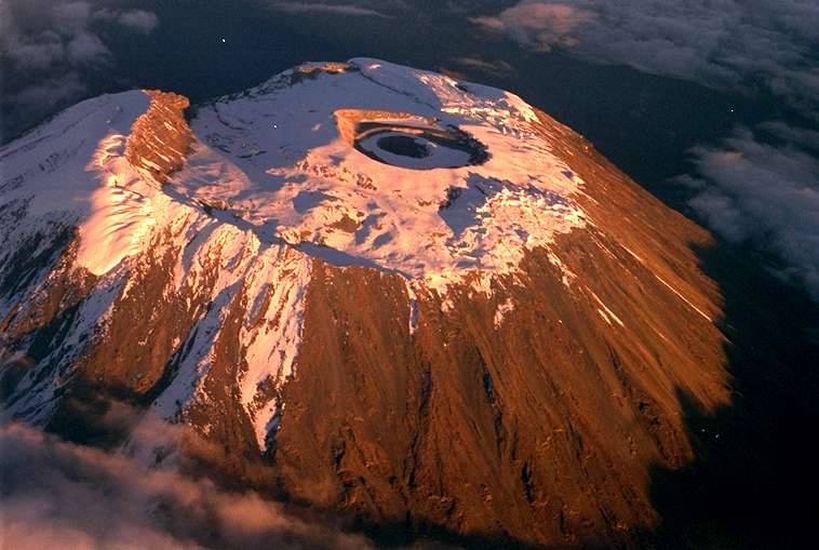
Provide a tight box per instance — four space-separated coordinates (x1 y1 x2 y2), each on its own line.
0 59 730 547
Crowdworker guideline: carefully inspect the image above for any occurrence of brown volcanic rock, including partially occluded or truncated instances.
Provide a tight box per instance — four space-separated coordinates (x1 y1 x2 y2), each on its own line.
0 60 731 547
263 100 727 546
125 90 193 183
271 198 727 546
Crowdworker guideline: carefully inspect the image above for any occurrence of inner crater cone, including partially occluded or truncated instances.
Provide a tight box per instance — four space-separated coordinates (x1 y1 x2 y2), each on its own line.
349 115 490 169
376 135 430 158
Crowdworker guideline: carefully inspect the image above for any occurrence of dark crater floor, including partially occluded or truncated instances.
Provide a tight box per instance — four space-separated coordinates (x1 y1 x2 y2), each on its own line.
354 121 489 170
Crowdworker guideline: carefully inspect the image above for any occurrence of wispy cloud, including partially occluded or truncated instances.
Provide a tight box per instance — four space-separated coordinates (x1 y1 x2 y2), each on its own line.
451 57 517 77
96 8 159 34
271 2 393 18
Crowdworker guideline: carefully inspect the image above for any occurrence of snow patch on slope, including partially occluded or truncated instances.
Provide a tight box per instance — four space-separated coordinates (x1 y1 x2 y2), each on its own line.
79 131 157 274
0 92 153 276
239 245 311 450
494 297 515 327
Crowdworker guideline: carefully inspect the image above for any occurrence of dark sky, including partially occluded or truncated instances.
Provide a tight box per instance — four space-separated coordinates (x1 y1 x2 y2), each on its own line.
1 0 818 299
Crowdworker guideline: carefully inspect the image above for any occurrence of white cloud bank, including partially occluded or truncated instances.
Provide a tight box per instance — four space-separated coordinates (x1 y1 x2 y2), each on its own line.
680 128 819 298
0 421 372 549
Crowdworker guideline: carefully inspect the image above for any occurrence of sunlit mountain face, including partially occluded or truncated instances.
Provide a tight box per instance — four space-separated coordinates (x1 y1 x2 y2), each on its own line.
2 2 818 549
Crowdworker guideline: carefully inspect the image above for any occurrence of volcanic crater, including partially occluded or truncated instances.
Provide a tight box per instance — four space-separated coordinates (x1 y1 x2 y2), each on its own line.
337 108 489 170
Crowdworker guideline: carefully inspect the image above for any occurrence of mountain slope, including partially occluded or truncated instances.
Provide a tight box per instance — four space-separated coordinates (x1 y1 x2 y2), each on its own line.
0 59 729 547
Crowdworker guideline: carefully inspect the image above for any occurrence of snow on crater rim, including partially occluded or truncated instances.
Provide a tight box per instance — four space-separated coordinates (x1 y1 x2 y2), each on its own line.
171 58 587 292
0 60 587 294
0 59 589 450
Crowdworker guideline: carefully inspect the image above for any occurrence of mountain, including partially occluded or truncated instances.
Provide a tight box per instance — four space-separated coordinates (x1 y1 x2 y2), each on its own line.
0 59 731 547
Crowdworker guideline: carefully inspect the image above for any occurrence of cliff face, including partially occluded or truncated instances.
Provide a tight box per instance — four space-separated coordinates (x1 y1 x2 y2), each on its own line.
125 91 193 182
0 60 729 547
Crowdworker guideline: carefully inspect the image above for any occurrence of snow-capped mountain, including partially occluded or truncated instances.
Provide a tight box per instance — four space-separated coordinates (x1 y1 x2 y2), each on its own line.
0 59 730 547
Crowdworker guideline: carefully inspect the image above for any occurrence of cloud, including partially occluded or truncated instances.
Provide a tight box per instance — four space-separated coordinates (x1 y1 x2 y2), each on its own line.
96 8 159 34
0 420 373 549
0 1 159 70
471 3 596 52
9 73 88 111
451 57 516 77
758 121 819 154
271 2 393 18
0 0 159 142
65 31 111 64
678 127 819 298
470 1 819 116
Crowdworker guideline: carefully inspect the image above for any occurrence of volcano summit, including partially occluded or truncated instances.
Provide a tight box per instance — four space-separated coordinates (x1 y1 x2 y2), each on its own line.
1 59 730 547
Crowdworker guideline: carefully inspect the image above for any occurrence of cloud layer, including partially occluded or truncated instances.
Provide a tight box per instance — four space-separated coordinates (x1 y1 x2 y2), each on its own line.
0 420 371 549
680 128 819 297
0 0 158 141
471 0 819 113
